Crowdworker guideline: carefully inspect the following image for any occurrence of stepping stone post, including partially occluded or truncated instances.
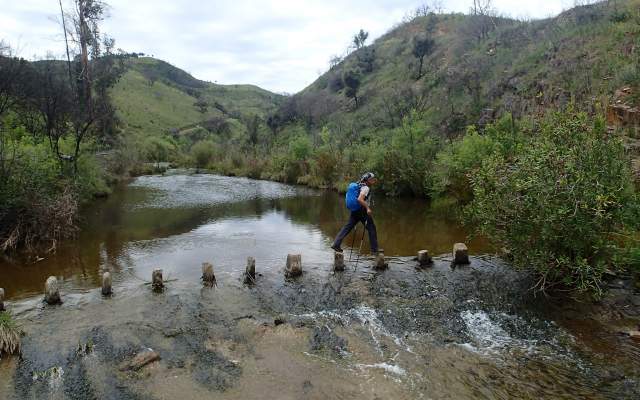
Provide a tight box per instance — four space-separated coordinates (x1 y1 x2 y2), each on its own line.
152 269 164 292
285 254 302 278
374 251 388 270
45 276 61 305
417 250 432 267
334 252 345 272
102 272 112 296
245 257 256 283
453 243 470 265
202 262 216 286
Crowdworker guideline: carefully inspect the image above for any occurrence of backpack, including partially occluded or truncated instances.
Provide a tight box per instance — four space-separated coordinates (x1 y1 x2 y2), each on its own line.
345 182 363 212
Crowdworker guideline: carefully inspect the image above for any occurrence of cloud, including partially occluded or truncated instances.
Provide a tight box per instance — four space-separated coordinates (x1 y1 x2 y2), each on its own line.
1 0 574 93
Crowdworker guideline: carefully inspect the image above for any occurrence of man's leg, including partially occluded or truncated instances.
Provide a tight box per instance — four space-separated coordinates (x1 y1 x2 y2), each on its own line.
365 215 379 253
332 212 359 249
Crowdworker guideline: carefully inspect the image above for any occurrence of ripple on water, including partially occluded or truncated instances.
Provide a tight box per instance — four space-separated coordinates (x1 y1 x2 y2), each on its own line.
128 174 301 209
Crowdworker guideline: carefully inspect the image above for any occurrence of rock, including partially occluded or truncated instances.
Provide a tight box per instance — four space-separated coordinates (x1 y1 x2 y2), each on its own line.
453 243 470 265
606 87 640 130
119 349 160 371
374 251 388 270
44 276 61 305
202 262 216 287
245 257 256 283
102 272 112 296
309 325 348 354
334 252 345 272
152 269 163 292
0 287 4 311
417 250 432 267
628 330 640 339
274 315 287 326
285 254 302 278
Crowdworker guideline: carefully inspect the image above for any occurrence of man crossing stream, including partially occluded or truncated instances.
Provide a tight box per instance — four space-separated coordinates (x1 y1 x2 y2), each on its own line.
331 172 380 255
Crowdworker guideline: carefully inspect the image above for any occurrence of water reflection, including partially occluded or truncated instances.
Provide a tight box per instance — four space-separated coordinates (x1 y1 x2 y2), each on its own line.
0 173 487 299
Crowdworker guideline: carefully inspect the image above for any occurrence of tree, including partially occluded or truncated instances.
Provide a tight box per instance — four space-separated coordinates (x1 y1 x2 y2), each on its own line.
412 35 435 79
243 114 261 148
352 29 369 50
55 0 124 172
469 0 496 41
343 70 361 108
357 47 376 73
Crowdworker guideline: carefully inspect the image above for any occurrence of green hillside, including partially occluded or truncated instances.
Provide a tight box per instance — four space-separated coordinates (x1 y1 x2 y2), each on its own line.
112 57 282 138
282 0 638 135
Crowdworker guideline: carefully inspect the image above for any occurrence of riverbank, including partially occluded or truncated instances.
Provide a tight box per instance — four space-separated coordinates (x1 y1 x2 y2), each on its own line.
1 255 639 399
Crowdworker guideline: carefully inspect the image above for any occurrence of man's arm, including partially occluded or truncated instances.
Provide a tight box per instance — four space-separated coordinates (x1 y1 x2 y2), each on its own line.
358 191 372 215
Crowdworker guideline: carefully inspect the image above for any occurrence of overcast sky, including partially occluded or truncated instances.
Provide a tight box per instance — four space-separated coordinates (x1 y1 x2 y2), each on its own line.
2 0 582 93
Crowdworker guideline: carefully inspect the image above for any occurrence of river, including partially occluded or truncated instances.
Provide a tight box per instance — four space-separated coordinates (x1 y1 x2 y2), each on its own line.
0 172 638 399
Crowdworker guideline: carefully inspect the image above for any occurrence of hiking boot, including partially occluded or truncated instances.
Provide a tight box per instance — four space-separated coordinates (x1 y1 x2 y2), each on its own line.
331 245 343 253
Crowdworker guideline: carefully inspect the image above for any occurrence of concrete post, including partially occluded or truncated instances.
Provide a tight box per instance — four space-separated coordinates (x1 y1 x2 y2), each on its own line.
102 272 112 296
285 254 302 278
453 243 470 265
152 269 164 292
202 262 216 286
44 276 61 305
417 250 432 267
374 251 388 270
334 252 345 272
245 257 256 283
0 288 5 311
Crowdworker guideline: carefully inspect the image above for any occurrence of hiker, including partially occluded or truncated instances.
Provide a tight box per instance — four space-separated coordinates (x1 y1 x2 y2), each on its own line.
331 172 379 255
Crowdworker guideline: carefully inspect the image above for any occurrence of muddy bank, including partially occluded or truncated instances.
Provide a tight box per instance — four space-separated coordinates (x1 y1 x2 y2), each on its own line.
1 255 639 399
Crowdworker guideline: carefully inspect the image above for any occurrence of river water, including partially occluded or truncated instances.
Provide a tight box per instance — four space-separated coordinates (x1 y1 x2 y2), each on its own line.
0 172 639 399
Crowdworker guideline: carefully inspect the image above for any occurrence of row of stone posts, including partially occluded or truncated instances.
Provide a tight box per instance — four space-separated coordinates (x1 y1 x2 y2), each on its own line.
31 243 471 305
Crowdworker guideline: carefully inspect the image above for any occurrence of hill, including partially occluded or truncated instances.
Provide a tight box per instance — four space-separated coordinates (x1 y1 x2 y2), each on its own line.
111 56 283 140
273 1 638 136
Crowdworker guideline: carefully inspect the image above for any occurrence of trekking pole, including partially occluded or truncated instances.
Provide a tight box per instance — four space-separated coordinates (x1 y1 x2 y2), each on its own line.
354 220 368 271
348 225 358 262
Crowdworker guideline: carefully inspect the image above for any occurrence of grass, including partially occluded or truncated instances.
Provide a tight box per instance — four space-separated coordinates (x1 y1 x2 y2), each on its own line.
0 311 21 357
111 57 282 139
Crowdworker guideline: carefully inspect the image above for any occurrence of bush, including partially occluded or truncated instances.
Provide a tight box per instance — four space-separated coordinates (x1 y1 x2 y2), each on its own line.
431 115 523 201
190 140 216 169
466 111 638 295
0 311 21 357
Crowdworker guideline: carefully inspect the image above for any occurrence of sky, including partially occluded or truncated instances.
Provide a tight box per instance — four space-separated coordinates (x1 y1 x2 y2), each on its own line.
1 0 583 93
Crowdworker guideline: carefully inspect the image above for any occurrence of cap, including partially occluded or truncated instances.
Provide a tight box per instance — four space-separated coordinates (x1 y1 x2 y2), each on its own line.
360 172 375 182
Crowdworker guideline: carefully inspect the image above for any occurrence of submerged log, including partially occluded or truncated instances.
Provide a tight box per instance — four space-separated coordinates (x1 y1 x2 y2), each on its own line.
152 269 164 292
102 272 112 296
245 257 256 283
417 250 432 267
334 252 345 272
374 251 388 270
44 276 61 305
285 254 302 278
0 288 4 311
202 262 216 287
453 243 470 265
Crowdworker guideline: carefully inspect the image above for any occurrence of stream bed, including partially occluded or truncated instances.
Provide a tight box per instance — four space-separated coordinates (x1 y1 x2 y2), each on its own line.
0 172 639 399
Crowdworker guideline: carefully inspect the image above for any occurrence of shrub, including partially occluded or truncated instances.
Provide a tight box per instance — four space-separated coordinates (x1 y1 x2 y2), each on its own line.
0 311 21 357
190 140 216 169
431 115 523 202
466 111 638 295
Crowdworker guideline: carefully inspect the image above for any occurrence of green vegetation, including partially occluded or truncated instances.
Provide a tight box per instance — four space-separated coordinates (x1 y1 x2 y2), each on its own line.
0 311 21 357
466 111 639 294
3 0 640 295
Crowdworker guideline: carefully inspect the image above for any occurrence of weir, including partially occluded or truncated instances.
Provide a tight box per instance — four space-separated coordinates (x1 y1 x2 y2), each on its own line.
29 244 473 301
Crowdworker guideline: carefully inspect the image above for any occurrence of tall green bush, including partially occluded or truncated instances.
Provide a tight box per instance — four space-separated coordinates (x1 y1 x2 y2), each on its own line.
466 111 638 295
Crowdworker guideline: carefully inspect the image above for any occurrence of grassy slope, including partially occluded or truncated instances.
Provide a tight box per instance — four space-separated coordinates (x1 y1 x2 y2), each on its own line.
111 57 282 138
289 0 639 135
